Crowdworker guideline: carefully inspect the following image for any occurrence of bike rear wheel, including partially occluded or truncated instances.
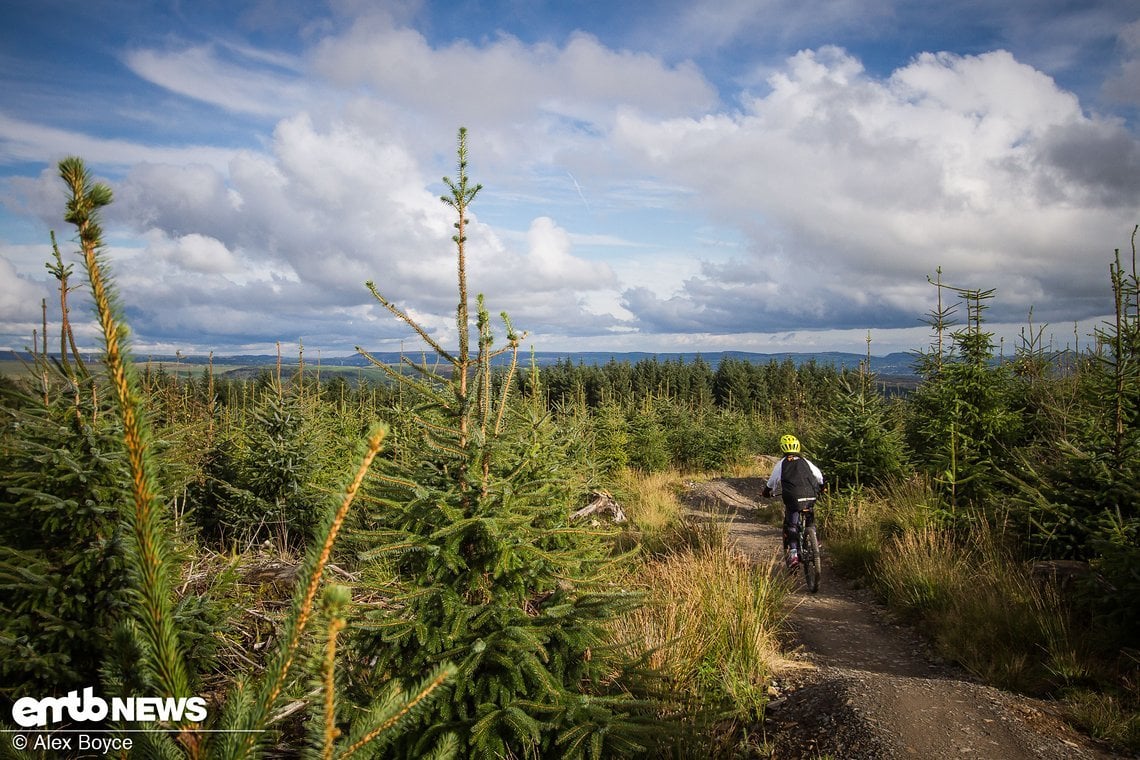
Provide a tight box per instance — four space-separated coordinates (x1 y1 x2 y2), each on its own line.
801 525 821 593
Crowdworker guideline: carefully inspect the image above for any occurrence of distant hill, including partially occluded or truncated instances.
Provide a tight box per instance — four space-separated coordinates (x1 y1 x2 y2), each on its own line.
1 348 922 376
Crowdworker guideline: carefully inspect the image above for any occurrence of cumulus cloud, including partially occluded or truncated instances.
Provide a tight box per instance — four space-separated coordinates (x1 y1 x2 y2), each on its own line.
516 216 615 289
58 111 627 353
612 47 1138 333
307 16 719 175
312 22 716 121
145 231 242 273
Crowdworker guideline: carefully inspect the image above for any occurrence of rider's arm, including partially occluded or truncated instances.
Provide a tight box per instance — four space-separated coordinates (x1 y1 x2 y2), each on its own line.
765 459 783 492
807 459 824 485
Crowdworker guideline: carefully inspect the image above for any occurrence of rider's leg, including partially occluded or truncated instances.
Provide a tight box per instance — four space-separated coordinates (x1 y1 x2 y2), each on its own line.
783 507 801 563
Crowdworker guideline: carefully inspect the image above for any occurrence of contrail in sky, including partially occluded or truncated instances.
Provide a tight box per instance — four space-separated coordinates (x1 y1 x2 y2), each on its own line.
567 171 591 213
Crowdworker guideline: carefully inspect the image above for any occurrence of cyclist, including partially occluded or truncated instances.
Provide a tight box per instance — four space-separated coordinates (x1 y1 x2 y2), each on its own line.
762 434 824 569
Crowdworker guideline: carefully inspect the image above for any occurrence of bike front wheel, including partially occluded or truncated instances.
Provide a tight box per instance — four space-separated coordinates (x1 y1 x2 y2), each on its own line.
801 525 821 593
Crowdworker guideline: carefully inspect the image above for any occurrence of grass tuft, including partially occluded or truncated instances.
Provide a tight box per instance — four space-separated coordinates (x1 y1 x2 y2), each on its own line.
876 526 969 623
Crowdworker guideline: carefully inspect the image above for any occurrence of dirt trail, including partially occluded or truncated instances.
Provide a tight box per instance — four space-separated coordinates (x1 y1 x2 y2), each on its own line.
684 476 1127 759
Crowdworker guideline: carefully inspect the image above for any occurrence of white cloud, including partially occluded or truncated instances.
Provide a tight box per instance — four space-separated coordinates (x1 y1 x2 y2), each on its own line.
611 47 1137 332
123 43 309 118
520 216 614 288
50 113 626 352
0 254 46 321
309 17 719 168
3 9 1138 356
145 230 241 274
0 113 238 174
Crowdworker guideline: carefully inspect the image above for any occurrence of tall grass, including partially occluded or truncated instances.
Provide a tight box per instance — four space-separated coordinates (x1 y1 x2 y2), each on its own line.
609 468 793 756
876 526 970 624
611 468 727 554
822 474 1140 751
612 541 791 757
613 468 684 538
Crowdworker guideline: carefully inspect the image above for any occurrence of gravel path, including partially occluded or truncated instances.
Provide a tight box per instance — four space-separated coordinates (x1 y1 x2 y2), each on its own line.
683 476 1128 759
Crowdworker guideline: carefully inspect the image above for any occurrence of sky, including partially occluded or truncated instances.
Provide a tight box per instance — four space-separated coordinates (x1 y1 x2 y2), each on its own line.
2 0 1140 359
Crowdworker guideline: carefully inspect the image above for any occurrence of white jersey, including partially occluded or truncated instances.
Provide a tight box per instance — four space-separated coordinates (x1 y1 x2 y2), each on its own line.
766 455 824 494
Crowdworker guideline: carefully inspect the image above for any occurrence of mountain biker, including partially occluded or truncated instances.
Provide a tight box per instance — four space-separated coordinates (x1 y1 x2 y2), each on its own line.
761 434 824 569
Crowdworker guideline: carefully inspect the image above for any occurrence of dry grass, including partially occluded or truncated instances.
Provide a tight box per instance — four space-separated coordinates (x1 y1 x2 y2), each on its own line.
1064 687 1140 750
614 468 686 537
615 542 790 707
610 467 794 743
610 539 793 760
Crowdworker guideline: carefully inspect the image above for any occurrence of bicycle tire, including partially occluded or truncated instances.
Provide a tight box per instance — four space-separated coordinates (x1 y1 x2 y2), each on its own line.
801 525 821 593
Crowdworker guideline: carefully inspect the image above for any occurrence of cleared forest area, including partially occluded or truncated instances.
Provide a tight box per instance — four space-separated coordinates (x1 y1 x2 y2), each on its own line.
2 143 1137 757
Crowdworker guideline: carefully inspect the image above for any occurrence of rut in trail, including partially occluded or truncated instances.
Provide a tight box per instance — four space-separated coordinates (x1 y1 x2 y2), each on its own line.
683 476 1124 760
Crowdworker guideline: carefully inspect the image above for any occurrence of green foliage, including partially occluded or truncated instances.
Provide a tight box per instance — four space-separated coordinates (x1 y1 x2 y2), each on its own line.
821 242 1140 752
712 356 757 411
591 399 631 475
536 354 842 478
538 354 839 421
2 156 454 758
907 280 1022 509
627 402 670 472
352 129 666 758
191 385 326 548
817 368 909 489
1007 242 1140 648
1089 508 1140 644
0 374 130 697
57 155 194 704
653 403 750 472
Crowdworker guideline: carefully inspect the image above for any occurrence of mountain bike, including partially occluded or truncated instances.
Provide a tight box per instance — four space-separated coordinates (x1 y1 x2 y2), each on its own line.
797 501 821 593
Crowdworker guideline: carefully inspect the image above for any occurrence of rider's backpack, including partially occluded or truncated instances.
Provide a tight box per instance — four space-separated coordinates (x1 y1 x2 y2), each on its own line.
781 455 818 502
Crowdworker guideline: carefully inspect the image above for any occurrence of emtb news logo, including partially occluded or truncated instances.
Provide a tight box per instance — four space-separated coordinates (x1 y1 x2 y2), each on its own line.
11 687 208 728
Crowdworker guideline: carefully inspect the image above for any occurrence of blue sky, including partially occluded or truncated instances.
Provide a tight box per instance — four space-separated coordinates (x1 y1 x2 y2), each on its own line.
2 0 1140 358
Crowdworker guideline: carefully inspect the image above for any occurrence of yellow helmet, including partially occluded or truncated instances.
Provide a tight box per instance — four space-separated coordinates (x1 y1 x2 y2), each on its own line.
779 434 801 454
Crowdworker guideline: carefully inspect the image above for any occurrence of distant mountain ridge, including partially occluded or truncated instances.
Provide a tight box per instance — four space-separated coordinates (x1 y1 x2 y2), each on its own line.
1 349 922 376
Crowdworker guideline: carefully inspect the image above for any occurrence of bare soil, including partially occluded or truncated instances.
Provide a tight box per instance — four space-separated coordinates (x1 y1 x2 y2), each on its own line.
683 475 1130 759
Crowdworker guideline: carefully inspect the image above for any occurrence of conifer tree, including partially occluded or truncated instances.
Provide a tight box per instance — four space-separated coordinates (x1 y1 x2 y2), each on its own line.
818 344 909 489
1009 235 1140 642
591 398 631 475
712 356 753 412
353 128 664 758
0 366 130 697
907 278 1020 510
628 399 670 472
191 381 324 548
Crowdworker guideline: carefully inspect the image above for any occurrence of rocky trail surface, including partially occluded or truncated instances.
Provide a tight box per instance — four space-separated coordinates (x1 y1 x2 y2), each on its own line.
683 476 1128 759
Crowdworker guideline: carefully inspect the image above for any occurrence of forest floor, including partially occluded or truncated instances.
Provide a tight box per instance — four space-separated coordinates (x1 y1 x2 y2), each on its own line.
682 475 1130 759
